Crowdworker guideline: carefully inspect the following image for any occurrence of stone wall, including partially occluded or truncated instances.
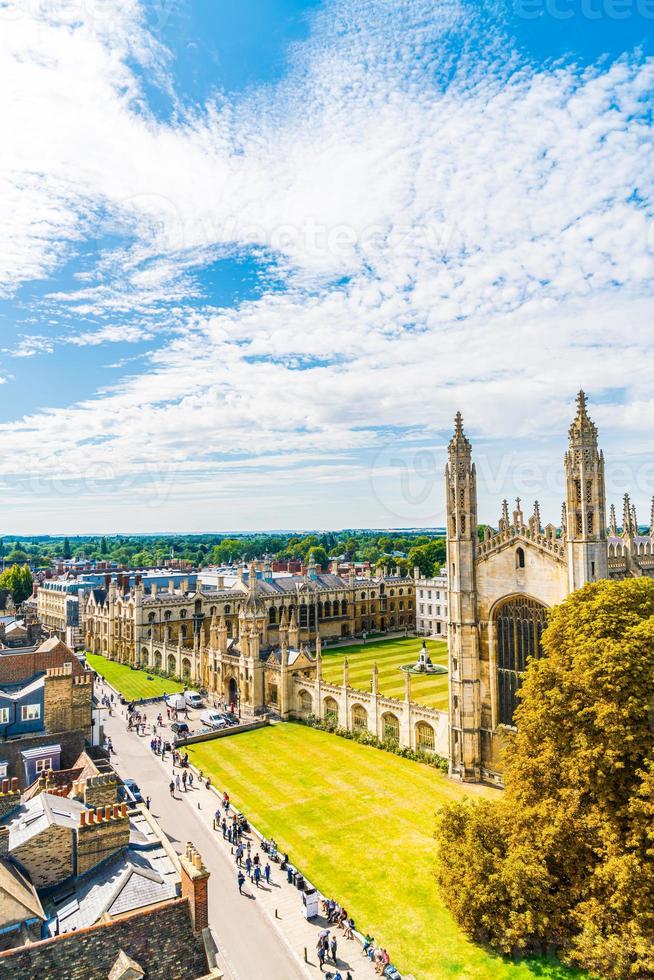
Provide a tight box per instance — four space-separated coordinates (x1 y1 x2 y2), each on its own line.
44 665 93 742
0 730 87 790
0 898 212 980
11 823 74 890
290 677 448 756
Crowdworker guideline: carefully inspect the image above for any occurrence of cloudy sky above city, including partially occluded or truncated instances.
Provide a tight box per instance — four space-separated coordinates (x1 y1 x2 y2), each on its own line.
1 0 653 533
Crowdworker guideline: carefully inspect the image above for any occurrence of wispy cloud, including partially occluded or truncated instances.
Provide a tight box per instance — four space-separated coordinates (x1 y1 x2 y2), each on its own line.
1 0 653 529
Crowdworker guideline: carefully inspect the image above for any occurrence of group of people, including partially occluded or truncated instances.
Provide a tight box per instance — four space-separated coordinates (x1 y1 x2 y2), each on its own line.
169 768 195 795
362 936 391 975
322 898 354 939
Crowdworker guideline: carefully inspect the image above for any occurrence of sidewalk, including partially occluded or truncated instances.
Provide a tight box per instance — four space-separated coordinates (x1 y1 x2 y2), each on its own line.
103 687 381 980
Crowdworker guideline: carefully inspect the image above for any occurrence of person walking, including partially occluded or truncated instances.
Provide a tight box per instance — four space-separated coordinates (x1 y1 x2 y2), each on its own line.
222 818 227 838
253 864 261 888
175 773 181 793
265 862 271 885
317 941 326 972
188 771 194 788
330 936 338 963
245 855 252 879
237 870 245 895
182 770 188 791
169 780 175 797
145 796 151 810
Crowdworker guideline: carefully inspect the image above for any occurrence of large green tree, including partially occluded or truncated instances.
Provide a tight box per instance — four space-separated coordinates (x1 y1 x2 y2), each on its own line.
0 564 33 605
437 578 654 978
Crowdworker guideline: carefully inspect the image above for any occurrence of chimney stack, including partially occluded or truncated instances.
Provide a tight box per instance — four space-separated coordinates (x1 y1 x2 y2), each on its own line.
180 842 210 934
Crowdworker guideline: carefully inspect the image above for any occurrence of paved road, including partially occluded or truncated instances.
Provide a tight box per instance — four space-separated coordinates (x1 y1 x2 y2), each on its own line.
104 701 307 980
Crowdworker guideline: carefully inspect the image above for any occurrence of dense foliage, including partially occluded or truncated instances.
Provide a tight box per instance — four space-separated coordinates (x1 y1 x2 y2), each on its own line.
437 578 654 978
0 530 446 577
0 563 34 605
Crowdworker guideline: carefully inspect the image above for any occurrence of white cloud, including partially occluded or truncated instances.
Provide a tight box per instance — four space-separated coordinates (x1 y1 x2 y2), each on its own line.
1 0 653 530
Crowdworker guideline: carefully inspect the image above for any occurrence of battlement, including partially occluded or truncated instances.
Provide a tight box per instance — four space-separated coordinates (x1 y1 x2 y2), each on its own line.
73 672 93 686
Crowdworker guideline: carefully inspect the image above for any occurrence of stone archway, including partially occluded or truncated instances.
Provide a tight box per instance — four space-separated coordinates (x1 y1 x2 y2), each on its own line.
228 676 238 708
167 653 177 676
494 595 548 727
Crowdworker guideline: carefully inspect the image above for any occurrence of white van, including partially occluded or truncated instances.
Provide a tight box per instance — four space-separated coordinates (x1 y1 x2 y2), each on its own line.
184 690 204 709
200 710 228 730
165 693 185 711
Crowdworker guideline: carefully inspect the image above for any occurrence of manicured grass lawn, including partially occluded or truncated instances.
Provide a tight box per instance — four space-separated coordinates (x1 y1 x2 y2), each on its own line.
86 653 184 701
188 724 582 980
322 636 449 710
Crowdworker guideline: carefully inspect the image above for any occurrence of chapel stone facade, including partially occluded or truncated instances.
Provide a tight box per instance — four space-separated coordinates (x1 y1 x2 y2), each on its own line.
446 391 654 784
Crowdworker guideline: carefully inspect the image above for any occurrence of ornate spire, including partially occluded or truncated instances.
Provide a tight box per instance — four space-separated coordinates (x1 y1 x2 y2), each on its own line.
609 504 617 536
512 497 523 528
343 657 349 687
568 388 598 445
631 503 638 534
622 493 633 538
448 411 471 458
500 499 510 530
561 501 567 537
650 496 654 537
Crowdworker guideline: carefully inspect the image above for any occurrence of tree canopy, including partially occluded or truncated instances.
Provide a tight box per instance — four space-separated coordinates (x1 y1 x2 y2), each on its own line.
437 577 654 978
0 564 33 605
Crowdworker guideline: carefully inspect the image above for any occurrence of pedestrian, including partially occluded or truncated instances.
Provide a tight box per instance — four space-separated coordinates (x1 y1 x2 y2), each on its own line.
175 774 181 792
222 818 227 838
188 771 194 788
169 780 175 797
317 943 326 972
145 796 151 810
182 770 188 791
265 862 271 884
253 865 261 888
330 936 337 963
237 870 245 894
253 853 260 868
245 855 252 878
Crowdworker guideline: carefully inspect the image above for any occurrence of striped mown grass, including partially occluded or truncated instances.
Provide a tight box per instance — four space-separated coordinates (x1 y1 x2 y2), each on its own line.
188 724 583 980
86 653 184 700
321 636 449 710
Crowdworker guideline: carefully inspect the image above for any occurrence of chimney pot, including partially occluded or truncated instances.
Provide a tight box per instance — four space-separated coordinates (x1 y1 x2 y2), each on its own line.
10 777 18 792
80 811 86 826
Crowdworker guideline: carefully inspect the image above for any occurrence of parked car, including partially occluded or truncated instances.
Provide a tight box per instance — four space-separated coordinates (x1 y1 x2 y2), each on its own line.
222 711 239 725
184 690 204 709
200 710 229 730
170 721 190 737
118 778 143 804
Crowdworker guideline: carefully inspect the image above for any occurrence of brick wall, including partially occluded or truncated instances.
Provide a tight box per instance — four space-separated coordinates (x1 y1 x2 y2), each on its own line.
180 843 210 934
0 898 211 980
76 804 130 876
82 774 119 808
0 730 87 789
43 667 92 743
12 824 74 890
0 646 85 686
0 780 20 819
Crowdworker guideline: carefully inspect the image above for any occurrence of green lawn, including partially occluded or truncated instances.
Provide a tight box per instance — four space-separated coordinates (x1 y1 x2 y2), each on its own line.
188 724 582 980
86 653 184 700
322 636 449 710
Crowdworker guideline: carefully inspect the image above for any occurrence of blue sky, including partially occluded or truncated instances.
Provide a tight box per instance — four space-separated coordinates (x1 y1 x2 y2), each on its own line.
1 0 653 533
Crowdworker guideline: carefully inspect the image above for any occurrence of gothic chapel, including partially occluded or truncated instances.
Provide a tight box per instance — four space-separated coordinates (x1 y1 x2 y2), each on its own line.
446 391 654 783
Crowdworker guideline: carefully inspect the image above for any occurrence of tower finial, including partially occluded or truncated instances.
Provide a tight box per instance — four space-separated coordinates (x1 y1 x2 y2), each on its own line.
454 411 464 436
650 496 654 537
576 389 588 418
609 503 617 536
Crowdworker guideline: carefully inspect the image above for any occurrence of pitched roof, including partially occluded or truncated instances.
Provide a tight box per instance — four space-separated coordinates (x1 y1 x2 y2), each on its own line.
0 859 45 929
3 793 86 849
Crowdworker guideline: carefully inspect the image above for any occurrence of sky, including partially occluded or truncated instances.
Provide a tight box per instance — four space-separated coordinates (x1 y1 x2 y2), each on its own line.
1 0 653 534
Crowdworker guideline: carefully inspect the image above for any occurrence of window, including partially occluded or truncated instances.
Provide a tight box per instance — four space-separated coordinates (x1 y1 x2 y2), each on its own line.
416 722 435 751
35 758 52 773
0 763 7 778
516 547 525 569
352 704 367 731
497 597 547 726
22 704 41 722
0 707 8 724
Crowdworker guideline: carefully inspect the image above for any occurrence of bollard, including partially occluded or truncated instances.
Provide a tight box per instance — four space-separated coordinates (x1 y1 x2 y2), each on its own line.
304 948 308 963
275 908 279 919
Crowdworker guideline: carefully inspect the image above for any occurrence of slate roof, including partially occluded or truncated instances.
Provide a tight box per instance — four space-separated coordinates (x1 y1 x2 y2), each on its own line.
46 845 177 935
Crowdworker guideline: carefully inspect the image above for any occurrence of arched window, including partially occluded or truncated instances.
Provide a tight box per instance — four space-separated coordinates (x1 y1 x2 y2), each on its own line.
352 704 367 731
299 690 313 714
269 607 277 625
164 610 171 621
181 624 188 639
496 596 547 727
148 612 156 623
516 547 525 569
167 653 176 675
341 599 347 616
224 605 231 614
382 712 400 743
323 697 339 724
416 721 435 751
180 609 187 619
324 600 332 618
153 650 162 670
181 657 191 680
268 684 278 705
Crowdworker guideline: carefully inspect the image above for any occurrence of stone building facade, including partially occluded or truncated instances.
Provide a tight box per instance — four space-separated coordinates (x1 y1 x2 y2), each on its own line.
446 391 654 784
83 564 415 710
415 569 448 637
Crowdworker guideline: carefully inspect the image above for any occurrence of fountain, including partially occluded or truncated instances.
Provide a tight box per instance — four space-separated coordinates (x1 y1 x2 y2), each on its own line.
400 640 448 676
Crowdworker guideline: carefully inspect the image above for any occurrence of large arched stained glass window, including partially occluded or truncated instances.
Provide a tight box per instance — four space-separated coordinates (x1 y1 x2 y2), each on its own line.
496 597 548 727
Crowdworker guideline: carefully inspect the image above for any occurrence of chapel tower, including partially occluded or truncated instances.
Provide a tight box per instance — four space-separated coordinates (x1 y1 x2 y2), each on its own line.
564 390 608 590
445 412 481 781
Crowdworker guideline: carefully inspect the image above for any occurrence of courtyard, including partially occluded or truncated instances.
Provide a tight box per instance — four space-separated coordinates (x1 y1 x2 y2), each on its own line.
187 723 581 980
321 635 449 710
86 653 184 701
